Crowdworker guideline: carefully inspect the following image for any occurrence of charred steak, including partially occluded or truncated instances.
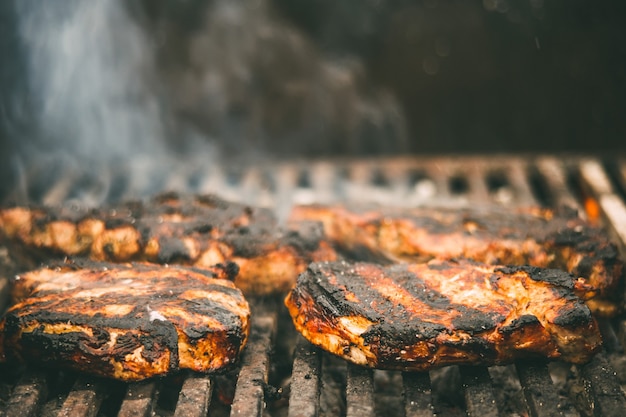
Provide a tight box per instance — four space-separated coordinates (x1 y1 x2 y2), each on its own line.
285 259 602 370
0 192 336 295
290 204 623 315
0 259 250 381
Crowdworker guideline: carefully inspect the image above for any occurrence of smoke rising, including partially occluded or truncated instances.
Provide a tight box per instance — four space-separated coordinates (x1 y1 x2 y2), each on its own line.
16 0 168 160
4 0 408 205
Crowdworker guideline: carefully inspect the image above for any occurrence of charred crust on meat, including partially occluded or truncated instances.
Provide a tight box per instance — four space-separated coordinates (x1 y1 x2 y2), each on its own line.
157 237 191 263
290 204 623 312
286 259 603 370
498 315 541 335
223 261 240 281
551 302 594 328
0 261 250 379
221 231 268 258
1 193 336 296
451 312 505 334
496 266 575 289
362 321 446 345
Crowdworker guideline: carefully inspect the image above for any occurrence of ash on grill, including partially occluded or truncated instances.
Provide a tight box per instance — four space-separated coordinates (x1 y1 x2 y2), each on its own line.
1 155 626 417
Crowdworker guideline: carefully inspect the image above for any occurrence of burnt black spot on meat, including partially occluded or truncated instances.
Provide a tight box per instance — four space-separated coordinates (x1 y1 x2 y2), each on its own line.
157 237 191 263
178 299 241 330
363 319 446 345
282 229 322 254
223 261 240 281
573 256 594 278
388 265 451 309
440 336 498 360
103 243 116 258
451 311 504 334
498 315 541 335
114 332 142 354
496 265 575 289
221 233 264 258
551 302 594 328
183 326 211 340
138 319 179 368
339 243 392 263
297 265 371 319
593 243 619 261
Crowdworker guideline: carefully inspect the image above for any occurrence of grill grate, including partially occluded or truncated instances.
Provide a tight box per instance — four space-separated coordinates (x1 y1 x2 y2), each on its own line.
1 155 626 416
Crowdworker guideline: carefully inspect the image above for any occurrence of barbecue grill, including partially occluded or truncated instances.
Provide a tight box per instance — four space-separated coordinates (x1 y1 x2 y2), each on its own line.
1 154 626 417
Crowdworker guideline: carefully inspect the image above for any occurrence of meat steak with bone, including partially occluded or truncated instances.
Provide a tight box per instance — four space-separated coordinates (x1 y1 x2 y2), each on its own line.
285 258 602 371
0 192 337 295
0 259 250 381
290 204 624 316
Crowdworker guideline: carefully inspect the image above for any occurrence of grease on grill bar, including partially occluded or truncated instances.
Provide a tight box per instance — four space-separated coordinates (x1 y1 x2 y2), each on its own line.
2 156 626 417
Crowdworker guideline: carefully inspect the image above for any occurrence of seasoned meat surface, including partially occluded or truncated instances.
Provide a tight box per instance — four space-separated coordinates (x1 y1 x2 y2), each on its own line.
290 204 623 315
0 192 337 295
0 259 250 381
285 259 602 371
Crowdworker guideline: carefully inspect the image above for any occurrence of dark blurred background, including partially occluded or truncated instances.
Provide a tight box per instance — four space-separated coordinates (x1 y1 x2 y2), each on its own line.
1 0 625 179
275 0 626 154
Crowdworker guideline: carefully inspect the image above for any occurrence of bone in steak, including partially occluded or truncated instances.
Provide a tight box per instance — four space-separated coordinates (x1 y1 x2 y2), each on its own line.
0 192 337 295
290 204 623 315
0 259 250 381
285 258 602 370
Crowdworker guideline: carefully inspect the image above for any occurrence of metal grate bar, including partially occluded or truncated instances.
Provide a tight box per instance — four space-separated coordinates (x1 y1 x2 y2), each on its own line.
173 375 213 417
597 319 623 354
57 378 106 417
579 160 614 196
229 313 276 417
460 366 499 417
402 372 434 417
515 361 576 417
288 338 322 417
572 159 626 414
117 381 157 417
580 354 626 417
465 162 491 202
318 354 347 417
3 371 47 417
345 364 375 417
535 157 582 212
579 159 626 246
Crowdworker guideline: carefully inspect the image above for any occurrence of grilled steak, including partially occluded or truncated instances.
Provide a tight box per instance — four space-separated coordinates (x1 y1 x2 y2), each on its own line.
285 259 602 370
0 259 250 381
0 192 337 295
290 204 623 315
